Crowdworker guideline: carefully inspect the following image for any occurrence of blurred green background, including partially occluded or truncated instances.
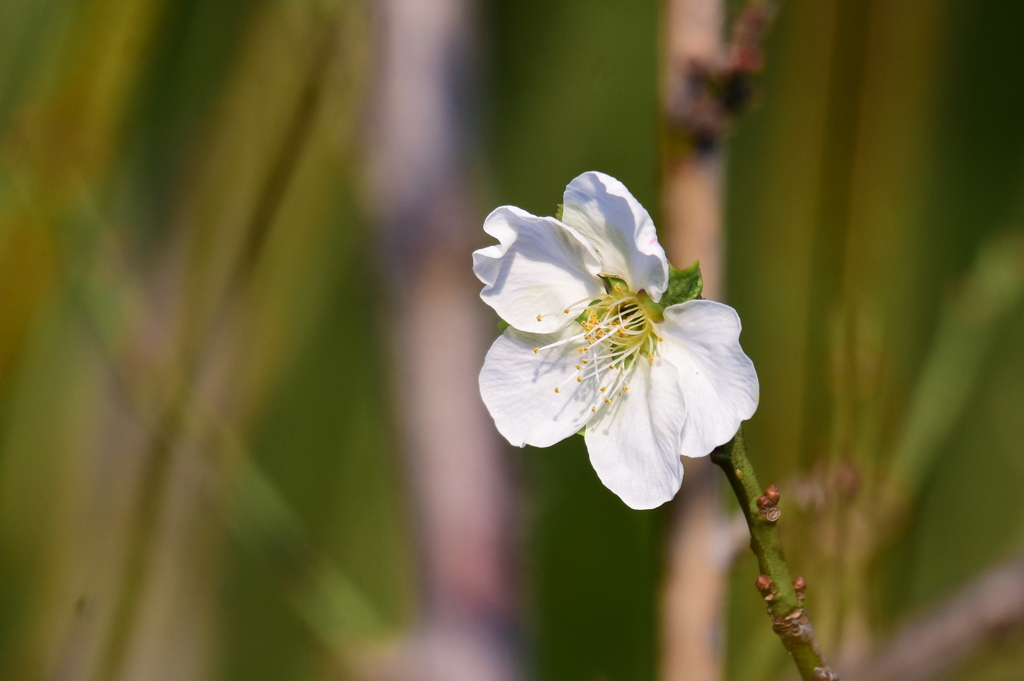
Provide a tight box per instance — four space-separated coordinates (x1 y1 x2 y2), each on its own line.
1 1 1023 681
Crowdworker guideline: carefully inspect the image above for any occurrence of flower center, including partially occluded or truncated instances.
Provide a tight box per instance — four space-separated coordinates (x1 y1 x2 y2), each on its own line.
534 286 663 410
579 294 659 367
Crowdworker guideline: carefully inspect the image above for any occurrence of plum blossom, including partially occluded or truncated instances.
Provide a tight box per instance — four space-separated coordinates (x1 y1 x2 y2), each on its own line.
473 171 759 509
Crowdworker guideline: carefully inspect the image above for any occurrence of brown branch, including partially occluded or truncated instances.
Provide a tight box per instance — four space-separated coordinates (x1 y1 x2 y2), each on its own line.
665 0 779 153
845 551 1024 681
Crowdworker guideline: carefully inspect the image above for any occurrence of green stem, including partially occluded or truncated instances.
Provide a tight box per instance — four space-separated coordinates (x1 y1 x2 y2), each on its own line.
710 427 837 681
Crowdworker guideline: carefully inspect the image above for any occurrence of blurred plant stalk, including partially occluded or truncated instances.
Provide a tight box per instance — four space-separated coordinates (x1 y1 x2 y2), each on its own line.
366 0 520 679
841 231 1024 680
658 2 775 680
659 2 727 680
0 0 165 412
845 545 1024 681
774 0 976 672
0 0 178 676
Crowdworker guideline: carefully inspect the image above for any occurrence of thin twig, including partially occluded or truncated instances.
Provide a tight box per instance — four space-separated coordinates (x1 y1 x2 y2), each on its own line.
711 428 837 681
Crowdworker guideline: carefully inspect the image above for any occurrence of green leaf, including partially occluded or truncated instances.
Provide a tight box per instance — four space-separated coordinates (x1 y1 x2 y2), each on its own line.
659 261 703 307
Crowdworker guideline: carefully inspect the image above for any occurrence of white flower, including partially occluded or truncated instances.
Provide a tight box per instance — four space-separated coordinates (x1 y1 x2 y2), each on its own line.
473 171 759 509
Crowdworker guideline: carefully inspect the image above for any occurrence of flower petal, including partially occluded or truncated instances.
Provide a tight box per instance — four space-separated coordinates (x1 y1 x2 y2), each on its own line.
473 206 604 333
584 360 685 509
652 300 759 459
479 324 602 448
561 172 669 301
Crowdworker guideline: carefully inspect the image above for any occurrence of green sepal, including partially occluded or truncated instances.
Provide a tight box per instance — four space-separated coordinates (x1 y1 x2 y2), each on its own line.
603 276 630 293
554 203 564 221
659 261 703 307
576 427 586 436
498 319 510 332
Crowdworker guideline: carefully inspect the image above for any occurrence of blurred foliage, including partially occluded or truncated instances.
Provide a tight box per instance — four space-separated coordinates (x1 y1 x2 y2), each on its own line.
2 0 1024 680
0 0 410 679
728 0 1024 679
